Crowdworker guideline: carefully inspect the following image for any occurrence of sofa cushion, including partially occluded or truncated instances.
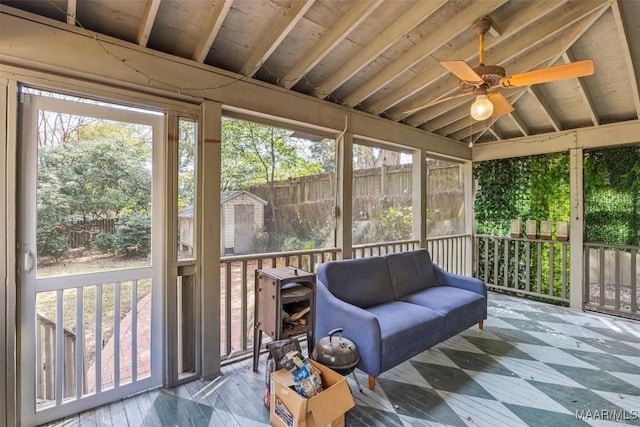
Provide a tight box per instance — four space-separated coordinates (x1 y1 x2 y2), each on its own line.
400 286 485 338
365 301 445 362
317 256 395 308
385 249 439 299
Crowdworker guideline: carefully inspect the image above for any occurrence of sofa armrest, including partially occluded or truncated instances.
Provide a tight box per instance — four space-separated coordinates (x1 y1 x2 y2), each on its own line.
433 264 487 299
314 280 383 375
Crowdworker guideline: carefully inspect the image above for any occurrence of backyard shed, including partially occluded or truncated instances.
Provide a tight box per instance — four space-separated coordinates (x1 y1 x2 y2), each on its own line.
221 191 268 255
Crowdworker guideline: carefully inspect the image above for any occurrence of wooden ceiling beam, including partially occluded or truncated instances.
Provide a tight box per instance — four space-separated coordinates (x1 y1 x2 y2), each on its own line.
192 0 233 63
611 0 640 118
137 0 161 47
509 111 531 136
342 0 506 107
528 86 563 132
66 0 76 26
428 4 608 142
404 40 558 128
562 50 599 125
280 0 382 90
312 0 447 99
239 0 315 77
378 1 607 119
368 0 576 115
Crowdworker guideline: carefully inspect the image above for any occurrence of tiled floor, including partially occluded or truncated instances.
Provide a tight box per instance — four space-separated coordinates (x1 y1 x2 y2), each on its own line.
45 292 640 426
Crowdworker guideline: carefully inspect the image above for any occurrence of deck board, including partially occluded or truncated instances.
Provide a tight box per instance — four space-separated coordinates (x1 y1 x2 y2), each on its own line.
39 292 640 427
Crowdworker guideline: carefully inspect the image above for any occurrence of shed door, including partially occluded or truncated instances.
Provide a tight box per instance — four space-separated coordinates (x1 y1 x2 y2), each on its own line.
234 204 254 254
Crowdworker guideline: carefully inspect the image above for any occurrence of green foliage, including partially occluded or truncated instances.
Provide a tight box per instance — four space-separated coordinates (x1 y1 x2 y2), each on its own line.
584 145 640 246
93 232 116 254
37 221 69 261
37 119 152 256
473 153 571 300
221 118 333 192
473 153 570 235
113 213 151 257
379 203 412 242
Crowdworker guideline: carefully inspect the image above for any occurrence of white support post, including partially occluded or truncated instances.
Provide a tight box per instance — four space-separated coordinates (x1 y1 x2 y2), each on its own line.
200 100 222 380
413 149 426 248
1 78 17 427
163 112 179 387
569 148 584 310
463 161 475 277
336 132 353 259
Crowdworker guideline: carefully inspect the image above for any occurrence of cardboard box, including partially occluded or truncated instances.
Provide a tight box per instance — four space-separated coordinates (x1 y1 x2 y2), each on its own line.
270 359 355 427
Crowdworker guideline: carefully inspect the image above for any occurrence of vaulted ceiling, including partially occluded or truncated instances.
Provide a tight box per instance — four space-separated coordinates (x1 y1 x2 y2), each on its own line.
3 0 639 144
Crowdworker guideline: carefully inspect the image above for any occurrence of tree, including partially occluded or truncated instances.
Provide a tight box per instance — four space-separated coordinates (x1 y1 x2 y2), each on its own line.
36 113 153 258
221 118 333 235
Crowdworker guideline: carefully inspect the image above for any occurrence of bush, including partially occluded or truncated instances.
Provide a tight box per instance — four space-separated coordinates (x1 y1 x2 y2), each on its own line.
113 213 151 257
37 223 69 261
93 231 116 254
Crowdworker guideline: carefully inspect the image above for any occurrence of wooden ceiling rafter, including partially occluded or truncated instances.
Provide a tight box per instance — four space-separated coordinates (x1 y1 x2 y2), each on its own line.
280 0 383 90
469 3 609 143
562 50 599 125
341 0 507 107
137 0 161 47
66 0 76 26
370 0 572 117
418 5 608 143
611 0 640 118
239 0 315 77
395 0 607 126
311 0 447 99
192 0 233 63
528 85 563 132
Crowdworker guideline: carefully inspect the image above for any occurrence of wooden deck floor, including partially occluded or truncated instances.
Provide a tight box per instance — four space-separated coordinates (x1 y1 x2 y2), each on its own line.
42 292 640 427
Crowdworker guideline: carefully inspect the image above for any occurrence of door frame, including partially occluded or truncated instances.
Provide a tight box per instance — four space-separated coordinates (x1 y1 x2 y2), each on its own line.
18 91 165 426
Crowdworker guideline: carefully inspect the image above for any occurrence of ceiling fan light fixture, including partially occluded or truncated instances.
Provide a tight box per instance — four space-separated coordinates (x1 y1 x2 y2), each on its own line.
470 94 493 121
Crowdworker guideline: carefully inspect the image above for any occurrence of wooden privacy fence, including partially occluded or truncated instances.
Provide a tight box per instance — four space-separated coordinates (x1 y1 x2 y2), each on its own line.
65 218 117 247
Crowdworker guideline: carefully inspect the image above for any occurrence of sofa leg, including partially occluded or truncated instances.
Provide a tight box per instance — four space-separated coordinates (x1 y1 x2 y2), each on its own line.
368 376 376 390
478 320 484 330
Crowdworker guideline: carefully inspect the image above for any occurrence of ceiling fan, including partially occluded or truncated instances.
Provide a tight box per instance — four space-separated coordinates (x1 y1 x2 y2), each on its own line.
404 16 595 121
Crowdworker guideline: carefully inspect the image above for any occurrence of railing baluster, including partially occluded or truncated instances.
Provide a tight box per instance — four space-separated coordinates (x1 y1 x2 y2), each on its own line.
75 287 84 398
131 279 138 382
549 243 554 296
504 238 509 288
493 238 499 287
241 260 248 351
561 244 567 300
631 249 637 313
55 289 63 404
95 284 103 393
614 249 621 310
225 263 232 355
114 282 121 388
536 242 542 295
599 247 605 307
584 245 591 304
514 240 520 290
525 241 531 293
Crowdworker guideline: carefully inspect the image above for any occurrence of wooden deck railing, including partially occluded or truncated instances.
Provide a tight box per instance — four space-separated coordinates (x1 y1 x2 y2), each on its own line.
474 235 571 304
36 313 85 402
220 237 469 361
584 242 639 320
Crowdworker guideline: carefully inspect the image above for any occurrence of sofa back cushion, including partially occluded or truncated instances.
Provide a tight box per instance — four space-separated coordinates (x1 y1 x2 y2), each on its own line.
385 250 439 299
317 256 394 308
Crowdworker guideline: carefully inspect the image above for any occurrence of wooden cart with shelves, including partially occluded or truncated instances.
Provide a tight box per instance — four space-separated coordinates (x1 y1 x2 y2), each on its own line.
252 266 315 372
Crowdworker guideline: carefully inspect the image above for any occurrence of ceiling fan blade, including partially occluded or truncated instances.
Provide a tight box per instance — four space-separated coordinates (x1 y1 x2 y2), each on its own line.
403 92 473 115
440 61 484 85
499 60 594 88
488 92 514 118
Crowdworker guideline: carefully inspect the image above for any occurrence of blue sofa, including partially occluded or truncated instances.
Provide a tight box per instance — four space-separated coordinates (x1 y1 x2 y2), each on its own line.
314 249 487 389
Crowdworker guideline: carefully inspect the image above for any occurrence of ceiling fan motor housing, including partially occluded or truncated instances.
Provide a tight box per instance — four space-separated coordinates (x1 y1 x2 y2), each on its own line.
459 65 506 91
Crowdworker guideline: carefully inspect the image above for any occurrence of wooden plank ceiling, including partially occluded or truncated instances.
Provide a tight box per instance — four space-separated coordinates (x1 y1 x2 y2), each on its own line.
4 0 639 144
